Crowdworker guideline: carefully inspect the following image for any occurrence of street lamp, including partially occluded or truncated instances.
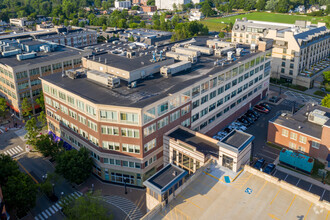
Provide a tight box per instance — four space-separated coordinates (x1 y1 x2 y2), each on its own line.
124 178 128 194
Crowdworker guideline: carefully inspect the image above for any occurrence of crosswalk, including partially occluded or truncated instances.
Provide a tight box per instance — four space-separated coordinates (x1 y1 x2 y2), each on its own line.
1 145 25 158
102 195 144 220
34 191 82 220
14 128 27 141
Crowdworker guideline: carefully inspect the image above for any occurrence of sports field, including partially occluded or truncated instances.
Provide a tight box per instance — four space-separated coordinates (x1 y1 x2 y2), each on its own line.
201 12 329 31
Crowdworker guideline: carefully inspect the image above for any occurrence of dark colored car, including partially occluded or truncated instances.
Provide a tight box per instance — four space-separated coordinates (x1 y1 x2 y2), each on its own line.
224 127 232 133
269 96 280 103
254 105 269 113
259 103 271 110
242 115 254 124
254 159 265 170
264 163 276 174
245 112 257 121
237 117 250 126
247 109 260 118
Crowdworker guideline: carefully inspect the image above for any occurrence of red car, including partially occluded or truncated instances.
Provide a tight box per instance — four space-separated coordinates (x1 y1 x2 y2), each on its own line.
253 105 269 113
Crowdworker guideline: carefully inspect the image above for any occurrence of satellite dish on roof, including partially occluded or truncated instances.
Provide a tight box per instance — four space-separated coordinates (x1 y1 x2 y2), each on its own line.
235 25 239 30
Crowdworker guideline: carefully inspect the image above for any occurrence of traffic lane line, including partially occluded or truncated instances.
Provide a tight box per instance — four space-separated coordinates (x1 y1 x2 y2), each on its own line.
304 202 313 219
255 180 267 198
239 173 253 189
15 159 39 184
286 195 297 213
270 188 281 205
268 213 280 220
177 194 204 210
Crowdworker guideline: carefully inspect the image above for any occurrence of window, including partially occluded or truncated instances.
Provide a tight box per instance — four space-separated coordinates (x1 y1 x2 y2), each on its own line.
103 141 120 151
52 63 62 71
192 86 200 97
201 82 209 93
225 83 231 91
311 141 320 149
169 97 180 110
299 136 307 144
76 100 84 111
217 86 224 95
86 105 96 116
144 123 156 137
89 135 99 146
45 97 52 105
209 90 216 100
224 94 230 102
217 98 223 107
16 71 28 79
29 68 40 76
143 107 156 123
120 112 138 124
144 139 156 152
88 120 98 132
210 77 217 89
231 90 236 98
170 110 180 122
192 113 199 122
41 65 51 74
181 90 191 104
200 108 208 117
59 92 66 102
52 100 60 109
290 132 297 140
209 103 216 112
157 117 169 129
298 146 305 152
121 128 140 138
101 126 119 135
218 74 225 84
69 110 77 120
232 79 237 87
122 144 140 154
80 129 88 139
182 118 190 127
100 110 117 121
43 84 50 94
78 114 86 125
181 105 190 116
201 95 208 104
157 102 168 116
289 142 296 149
282 129 288 137
67 95 75 106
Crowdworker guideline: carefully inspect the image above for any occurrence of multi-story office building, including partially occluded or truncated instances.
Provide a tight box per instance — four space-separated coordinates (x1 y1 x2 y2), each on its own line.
231 19 330 88
0 39 90 117
114 0 132 9
268 103 330 162
155 0 190 10
40 39 272 187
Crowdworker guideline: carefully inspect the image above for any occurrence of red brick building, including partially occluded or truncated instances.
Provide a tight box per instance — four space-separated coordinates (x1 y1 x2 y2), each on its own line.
141 6 157 12
268 104 330 162
132 0 148 6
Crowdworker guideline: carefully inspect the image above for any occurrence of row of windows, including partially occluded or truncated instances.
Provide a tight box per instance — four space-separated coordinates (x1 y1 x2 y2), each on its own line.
282 129 320 149
0 85 17 100
0 67 14 79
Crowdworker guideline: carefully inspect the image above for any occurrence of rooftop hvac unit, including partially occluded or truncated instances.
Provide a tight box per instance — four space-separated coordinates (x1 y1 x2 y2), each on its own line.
16 52 37 61
2 49 21 57
308 111 329 125
108 75 120 88
312 109 326 116
250 44 257 52
236 48 243 56
227 51 234 61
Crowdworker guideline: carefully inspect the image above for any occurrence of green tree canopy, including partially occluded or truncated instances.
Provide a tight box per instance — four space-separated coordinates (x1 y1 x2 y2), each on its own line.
36 91 45 111
0 97 7 119
321 94 330 108
323 71 330 82
55 147 93 184
218 32 225 38
25 117 41 146
35 134 64 159
21 97 32 118
201 0 216 17
0 154 20 186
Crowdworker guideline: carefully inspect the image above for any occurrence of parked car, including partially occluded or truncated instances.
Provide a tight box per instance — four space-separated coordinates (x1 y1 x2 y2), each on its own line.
237 117 250 126
245 112 257 121
224 127 232 134
254 159 265 170
247 109 260 118
242 115 254 124
254 105 269 113
259 103 271 110
264 163 276 174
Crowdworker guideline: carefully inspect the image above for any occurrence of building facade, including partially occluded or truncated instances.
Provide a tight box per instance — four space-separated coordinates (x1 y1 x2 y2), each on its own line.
0 39 89 117
268 104 330 162
115 0 132 9
155 0 190 10
41 39 272 187
9 18 34 27
231 19 330 88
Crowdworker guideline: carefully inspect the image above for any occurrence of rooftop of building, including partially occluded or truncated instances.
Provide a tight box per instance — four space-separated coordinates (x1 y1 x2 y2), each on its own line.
41 38 263 108
143 163 187 194
270 103 330 139
168 127 220 158
0 40 84 67
219 130 254 152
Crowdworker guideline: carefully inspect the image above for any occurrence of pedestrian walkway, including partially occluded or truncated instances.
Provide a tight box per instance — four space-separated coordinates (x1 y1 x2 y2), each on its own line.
102 195 144 220
1 145 25 158
34 191 82 220
14 127 27 141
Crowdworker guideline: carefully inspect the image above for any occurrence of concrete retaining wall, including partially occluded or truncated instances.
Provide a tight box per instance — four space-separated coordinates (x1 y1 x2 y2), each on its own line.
244 165 330 210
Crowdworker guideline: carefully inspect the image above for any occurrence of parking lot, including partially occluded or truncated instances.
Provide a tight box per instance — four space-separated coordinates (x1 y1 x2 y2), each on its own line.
151 171 329 220
284 90 322 105
273 169 330 203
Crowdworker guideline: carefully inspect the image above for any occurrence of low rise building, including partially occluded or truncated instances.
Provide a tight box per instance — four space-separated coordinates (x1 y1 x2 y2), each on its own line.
0 39 90 117
115 0 132 9
231 19 330 88
189 9 204 21
155 0 190 10
268 103 330 162
141 6 157 12
40 38 272 187
9 18 34 27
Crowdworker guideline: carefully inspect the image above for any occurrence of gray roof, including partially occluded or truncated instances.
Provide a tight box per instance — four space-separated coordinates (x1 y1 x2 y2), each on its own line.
220 130 254 151
0 45 83 68
168 128 219 157
270 104 330 139
233 20 293 33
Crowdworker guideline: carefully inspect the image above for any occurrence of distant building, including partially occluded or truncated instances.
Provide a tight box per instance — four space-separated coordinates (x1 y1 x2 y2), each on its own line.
120 28 173 45
307 5 320 13
320 5 327 10
189 9 204 21
141 5 157 12
268 104 330 162
115 0 132 9
132 0 148 6
9 18 34 27
232 19 330 88
155 0 190 10
294 5 305 13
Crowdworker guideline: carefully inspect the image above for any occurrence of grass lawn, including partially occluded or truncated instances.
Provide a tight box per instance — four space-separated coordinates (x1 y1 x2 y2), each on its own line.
202 12 329 31
313 90 327 97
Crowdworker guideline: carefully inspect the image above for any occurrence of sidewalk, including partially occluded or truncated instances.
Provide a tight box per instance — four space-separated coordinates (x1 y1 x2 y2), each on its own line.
77 175 147 214
276 165 330 191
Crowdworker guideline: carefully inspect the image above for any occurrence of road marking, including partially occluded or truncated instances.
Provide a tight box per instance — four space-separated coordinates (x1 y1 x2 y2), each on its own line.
296 179 301 186
270 188 281 205
15 159 39 184
321 189 326 200
41 211 48 219
36 214 44 220
231 169 244 182
286 195 297 213
45 209 51 217
326 211 329 220
11 148 18 154
17 145 23 151
262 149 279 156
8 149 14 155
239 173 252 189
268 213 280 220
284 174 289 181
52 204 58 212
55 203 61 209
273 170 277 176
177 194 204 210
255 181 267 198
308 184 313 192
48 206 55 214
304 202 313 219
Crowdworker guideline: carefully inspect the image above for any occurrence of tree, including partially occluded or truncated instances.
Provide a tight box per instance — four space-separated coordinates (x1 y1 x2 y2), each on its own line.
275 0 289 13
21 97 32 118
36 91 45 111
55 147 93 184
0 154 20 186
38 111 47 128
265 0 279 11
35 134 64 159
64 19 69 27
147 0 155 6
2 172 38 216
323 71 330 82
102 24 107 31
25 117 40 146
218 32 225 38
0 97 7 119
321 94 330 108
63 191 111 220
139 20 146 28
173 3 177 11
201 0 215 17
131 6 140 10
